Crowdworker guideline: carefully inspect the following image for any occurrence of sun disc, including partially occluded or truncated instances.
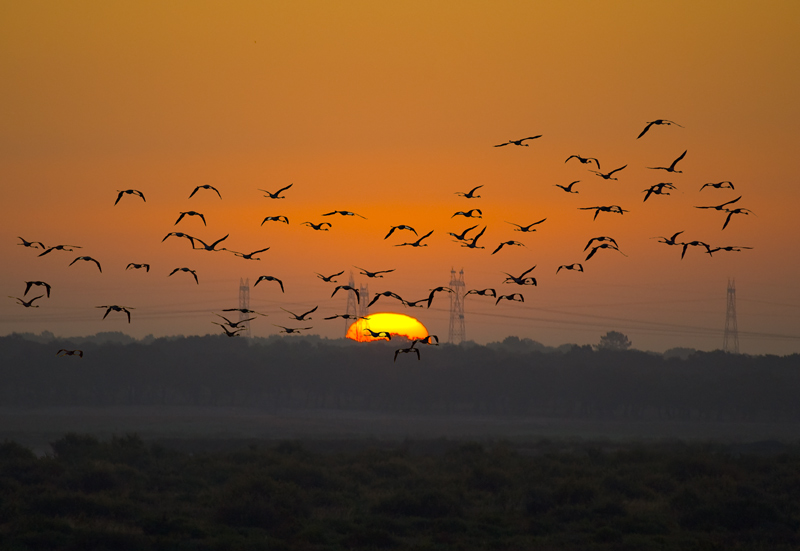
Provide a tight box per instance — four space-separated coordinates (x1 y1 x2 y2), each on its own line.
345 312 429 342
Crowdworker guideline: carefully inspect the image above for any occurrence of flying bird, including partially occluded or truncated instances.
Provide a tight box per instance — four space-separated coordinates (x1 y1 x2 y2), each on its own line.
259 183 293 199
38 244 81 257
322 210 366 219
189 185 221 199
96 305 134 323
637 119 683 139
193 234 229 251
722 208 754 230
126 263 150 272
324 313 367 320
460 226 487 249
355 266 395 278
364 329 392 340
227 247 270 260
565 155 600 169
221 307 267 316
585 243 627 261
396 230 434 247
502 266 537 286
412 335 440 346
643 183 676 202
69 256 102 272
114 189 146 205
17 237 45 249
394 345 420 362
273 325 313 334
452 209 482 219
214 313 256 328
331 285 359 303
455 185 483 198
56 349 83 358
368 291 405 307
700 181 734 191
261 216 289 225
449 225 479 241
648 150 687 173
212 323 246 337
494 136 542 147
557 264 584 274
315 270 344 283
695 196 742 211
175 211 206 226
24 281 51 298
506 219 546 232
465 288 497 298
590 165 627 180
706 245 753 255
579 205 628 220
681 240 712 259
554 180 580 193
169 267 198 284
491 241 526 255
303 221 331 231
162 232 196 247
384 225 417 239
403 298 431 308
425 286 454 308
281 305 318 321
9 295 44 307
652 231 684 246
496 293 524 305
254 275 284 292
584 236 618 251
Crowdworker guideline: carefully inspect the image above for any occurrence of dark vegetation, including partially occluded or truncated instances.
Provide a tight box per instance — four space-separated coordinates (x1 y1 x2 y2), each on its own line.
2 434 800 550
2 334 799 422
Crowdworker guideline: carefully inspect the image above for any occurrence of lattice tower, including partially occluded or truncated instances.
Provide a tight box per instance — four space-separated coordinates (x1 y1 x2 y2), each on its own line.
722 277 739 353
448 268 465 344
238 278 251 338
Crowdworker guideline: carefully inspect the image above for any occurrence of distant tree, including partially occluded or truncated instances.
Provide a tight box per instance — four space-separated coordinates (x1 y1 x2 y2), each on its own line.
596 331 631 351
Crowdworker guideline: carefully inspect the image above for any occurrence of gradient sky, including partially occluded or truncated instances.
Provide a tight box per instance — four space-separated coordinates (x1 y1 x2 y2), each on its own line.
2 1 799 354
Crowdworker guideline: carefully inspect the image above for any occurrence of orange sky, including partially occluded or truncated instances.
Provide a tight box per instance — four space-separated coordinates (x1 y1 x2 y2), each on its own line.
2 1 799 354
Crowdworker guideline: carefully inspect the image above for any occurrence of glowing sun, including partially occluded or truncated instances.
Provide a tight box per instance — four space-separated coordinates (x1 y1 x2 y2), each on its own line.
345 312 429 342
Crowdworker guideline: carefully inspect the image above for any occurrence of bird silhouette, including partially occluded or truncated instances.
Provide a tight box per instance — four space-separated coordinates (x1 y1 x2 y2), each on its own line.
643 183 676 202
637 119 683 139
502 266 537 286
322 210 366 219
18 237 45 249
355 266 395 278
585 243 627 261
189 185 221 199
584 236 618 251
425 286 454 308
169 267 198 284
695 196 741 211
254 275 284 292
364 329 392 340
38 244 81 257
69 256 102 272
273 325 313 334
162 232 196 247
394 345 420 361
455 185 483 198
281 305 318 321
491 241 525 255
175 211 206 226
648 150 687 173
212 323 246 337
452 209 482 218
396 230 434 247
56 349 83 358
579 205 628 220
565 155 600 169
126 263 150 272
465 288 497 298
412 335 439 346
315 270 344 283
259 183 293 198
303 221 331 231
721 208 754 230
332 285 359 303
449 225 479 241
403 298 430 308
226 247 270 260
700 181 734 191
706 245 753 255
506 219 546 232
221 307 267 316
496 293 524 305
460 226 487 249
554 180 580 193
193 234 229 251
368 291 405 308
556 263 584 274
24 281 51 297
494 136 542 147
324 313 367 320
96 305 134 323
652 231 684 246
681 240 712 259
590 165 627 180
384 225 417 239
9 295 44 307
261 215 289 225
114 189 146 205
214 313 256 328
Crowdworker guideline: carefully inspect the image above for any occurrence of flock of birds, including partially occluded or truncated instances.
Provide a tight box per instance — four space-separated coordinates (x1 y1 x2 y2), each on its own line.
13 119 752 361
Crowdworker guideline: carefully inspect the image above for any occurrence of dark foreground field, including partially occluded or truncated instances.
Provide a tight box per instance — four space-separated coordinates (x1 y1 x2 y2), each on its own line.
2 432 800 551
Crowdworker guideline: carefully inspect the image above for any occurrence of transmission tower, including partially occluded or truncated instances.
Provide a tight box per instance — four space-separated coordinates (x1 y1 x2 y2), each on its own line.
448 268 465 344
238 278 251 338
722 278 739 353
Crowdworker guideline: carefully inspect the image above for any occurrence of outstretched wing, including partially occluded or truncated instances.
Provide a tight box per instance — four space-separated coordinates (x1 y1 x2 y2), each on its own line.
637 121 656 139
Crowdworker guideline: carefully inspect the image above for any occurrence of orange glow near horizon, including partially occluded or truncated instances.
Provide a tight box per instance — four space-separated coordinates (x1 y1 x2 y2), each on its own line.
346 313 429 343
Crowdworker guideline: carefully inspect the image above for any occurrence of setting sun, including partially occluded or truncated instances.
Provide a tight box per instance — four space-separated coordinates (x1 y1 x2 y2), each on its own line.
346 313 429 343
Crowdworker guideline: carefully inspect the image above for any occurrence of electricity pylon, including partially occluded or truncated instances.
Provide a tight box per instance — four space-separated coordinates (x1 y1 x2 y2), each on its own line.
238 278 251 338
448 268 465 344
722 278 739 353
